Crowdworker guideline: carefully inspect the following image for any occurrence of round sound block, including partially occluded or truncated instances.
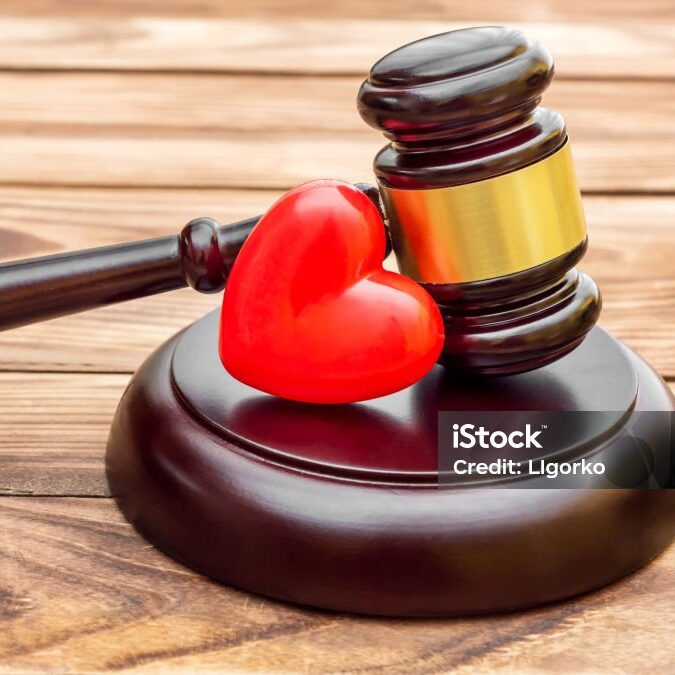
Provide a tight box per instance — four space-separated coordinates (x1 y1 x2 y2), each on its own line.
106 311 675 616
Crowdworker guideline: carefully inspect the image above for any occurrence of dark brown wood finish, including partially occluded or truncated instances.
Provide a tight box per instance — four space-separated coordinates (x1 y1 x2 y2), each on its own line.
358 27 602 375
0 216 255 331
358 27 564 189
429 240 601 374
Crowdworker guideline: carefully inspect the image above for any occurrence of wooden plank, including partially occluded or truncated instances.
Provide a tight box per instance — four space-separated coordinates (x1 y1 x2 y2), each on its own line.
2 375 673 498
582 195 675 375
0 74 673 191
0 73 670 139
0 496 327 673
15 268 665 373
0 373 126 497
0 189 673 375
0 495 673 672
2 0 673 23
0 289 220 375
0 186 277 257
8 130 675 192
0 11 671 79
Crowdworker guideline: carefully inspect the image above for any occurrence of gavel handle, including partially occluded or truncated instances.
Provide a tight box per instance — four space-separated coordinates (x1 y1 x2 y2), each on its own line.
0 184 386 332
0 216 257 332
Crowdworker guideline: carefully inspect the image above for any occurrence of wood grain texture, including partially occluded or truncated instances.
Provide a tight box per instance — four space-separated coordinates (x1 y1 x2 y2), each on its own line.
0 1 673 671
0 8 671 78
0 74 673 190
0 72 664 134
0 187 270 373
0 189 673 376
1 372 674 499
0 373 126 497
0 496 672 673
3 0 673 22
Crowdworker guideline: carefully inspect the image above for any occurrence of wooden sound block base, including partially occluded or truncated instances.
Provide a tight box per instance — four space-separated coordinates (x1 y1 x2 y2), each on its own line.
106 311 675 616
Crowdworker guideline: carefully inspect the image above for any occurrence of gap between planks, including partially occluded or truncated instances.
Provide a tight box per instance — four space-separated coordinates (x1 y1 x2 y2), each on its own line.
0 16 672 78
0 67 672 84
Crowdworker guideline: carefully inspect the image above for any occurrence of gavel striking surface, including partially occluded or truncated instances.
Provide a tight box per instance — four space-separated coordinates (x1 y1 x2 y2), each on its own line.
106 310 675 616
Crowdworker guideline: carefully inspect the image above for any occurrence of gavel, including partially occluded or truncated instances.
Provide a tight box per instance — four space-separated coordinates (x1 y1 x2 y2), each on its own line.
358 26 601 375
0 26 600 376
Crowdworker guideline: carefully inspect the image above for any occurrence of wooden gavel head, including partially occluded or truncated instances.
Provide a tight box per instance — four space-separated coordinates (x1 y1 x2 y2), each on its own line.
358 26 601 375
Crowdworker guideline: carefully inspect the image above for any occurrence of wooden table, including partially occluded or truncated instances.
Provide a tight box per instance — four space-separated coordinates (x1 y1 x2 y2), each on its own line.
0 2 673 672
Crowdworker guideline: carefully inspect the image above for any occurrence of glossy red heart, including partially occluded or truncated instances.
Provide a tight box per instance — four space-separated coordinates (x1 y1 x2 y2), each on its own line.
219 180 444 404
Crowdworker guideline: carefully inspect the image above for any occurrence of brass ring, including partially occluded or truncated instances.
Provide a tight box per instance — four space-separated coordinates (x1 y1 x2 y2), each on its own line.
380 142 587 284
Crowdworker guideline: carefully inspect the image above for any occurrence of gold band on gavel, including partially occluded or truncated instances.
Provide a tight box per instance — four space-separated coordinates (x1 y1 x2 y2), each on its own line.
379 142 587 284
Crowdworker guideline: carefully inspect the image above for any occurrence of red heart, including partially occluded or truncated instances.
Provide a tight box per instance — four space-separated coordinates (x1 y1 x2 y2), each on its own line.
219 180 444 404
